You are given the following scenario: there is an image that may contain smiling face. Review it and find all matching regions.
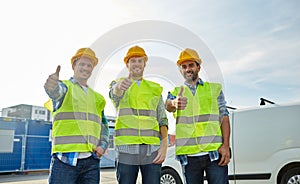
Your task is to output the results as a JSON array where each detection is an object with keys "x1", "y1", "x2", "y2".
[
  {"x1": 126, "y1": 56, "x2": 146, "y2": 80},
  {"x1": 179, "y1": 60, "x2": 200, "y2": 84},
  {"x1": 72, "y1": 56, "x2": 94, "y2": 85}
]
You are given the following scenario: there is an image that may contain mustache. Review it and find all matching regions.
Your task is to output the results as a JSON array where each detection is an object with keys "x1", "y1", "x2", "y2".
[{"x1": 185, "y1": 70, "x2": 194, "y2": 74}]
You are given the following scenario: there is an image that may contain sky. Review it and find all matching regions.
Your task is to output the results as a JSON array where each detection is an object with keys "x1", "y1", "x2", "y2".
[{"x1": 1, "y1": 0, "x2": 300, "y2": 132}]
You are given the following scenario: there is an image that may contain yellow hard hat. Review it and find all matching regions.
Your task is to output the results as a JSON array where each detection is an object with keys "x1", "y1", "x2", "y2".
[
  {"x1": 177, "y1": 48, "x2": 202, "y2": 66},
  {"x1": 124, "y1": 45, "x2": 148, "y2": 64},
  {"x1": 71, "y1": 48, "x2": 98, "y2": 66}
]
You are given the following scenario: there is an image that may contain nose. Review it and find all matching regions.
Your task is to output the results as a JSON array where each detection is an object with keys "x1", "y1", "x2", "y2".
[{"x1": 185, "y1": 66, "x2": 193, "y2": 71}]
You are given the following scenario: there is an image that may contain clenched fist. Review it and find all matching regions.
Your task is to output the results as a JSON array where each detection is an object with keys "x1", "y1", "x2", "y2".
[
  {"x1": 44, "y1": 65, "x2": 60, "y2": 92},
  {"x1": 172, "y1": 86, "x2": 188, "y2": 110},
  {"x1": 117, "y1": 72, "x2": 132, "y2": 91}
]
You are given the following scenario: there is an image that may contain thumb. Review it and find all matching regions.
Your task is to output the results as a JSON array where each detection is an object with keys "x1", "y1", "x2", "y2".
[
  {"x1": 178, "y1": 86, "x2": 184, "y2": 97},
  {"x1": 55, "y1": 65, "x2": 61, "y2": 78},
  {"x1": 128, "y1": 72, "x2": 132, "y2": 79}
]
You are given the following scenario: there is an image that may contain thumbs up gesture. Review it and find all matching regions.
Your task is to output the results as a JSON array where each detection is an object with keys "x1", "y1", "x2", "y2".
[
  {"x1": 173, "y1": 86, "x2": 188, "y2": 110},
  {"x1": 117, "y1": 72, "x2": 133, "y2": 91},
  {"x1": 44, "y1": 65, "x2": 61, "y2": 92}
]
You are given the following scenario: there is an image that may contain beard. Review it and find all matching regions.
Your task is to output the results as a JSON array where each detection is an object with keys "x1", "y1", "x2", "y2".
[{"x1": 184, "y1": 70, "x2": 198, "y2": 83}]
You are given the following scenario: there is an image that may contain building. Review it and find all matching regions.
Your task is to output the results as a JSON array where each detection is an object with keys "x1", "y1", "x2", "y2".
[{"x1": 1, "y1": 104, "x2": 51, "y2": 121}]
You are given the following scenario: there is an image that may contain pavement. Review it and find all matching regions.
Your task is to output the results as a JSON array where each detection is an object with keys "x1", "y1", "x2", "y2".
[{"x1": 0, "y1": 168, "x2": 142, "y2": 184}]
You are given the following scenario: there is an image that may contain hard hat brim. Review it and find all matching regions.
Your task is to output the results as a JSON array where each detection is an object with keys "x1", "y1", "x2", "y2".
[
  {"x1": 124, "y1": 55, "x2": 148, "y2": 64},
  {"x1": 177, "y1": 58, "x2": 201, "y2": 66},
  {"x1": 71, "y1": 54, "x2": 98, "y2": 66}
]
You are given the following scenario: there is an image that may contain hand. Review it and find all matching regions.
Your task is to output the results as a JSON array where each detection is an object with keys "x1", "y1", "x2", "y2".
[
  {"x1": 153, "y1": 142, "x2": 167, "y2": 164},
  {"x1": 218, "y1": 145, "x2": 231, "y2": 166},
  {"x1": 117, "y1": 72, "x2": 132, "y2": 91},
  {"x1": 172, "y1": 86, "x2": 188, "y2": 110},
  {"x1": 93, "y1": 146, "x2": 105, "y2": 158},
  {"x1": 44, "y1": 65, "x2": 60, "y2": 92}
]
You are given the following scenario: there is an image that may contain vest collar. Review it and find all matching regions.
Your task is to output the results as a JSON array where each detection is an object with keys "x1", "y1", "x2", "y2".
[
  {"x1": 70, "y1": 77, "x2": 89, "y2": 88},
  {"x1": 184, "y1": 78, "x2": 204, "y2": 88}
]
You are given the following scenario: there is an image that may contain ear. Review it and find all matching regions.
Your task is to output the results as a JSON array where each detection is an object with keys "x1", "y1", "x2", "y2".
[
  {"x1": 179, "y1": 67, "x2": 184, "y2": 75},
  {"x1": 72, "y1": 63, "x2": 75, "y2": 70}
]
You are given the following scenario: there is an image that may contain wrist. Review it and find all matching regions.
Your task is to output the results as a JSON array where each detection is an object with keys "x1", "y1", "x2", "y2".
[{"x1": 222, "y1": 142, "x2": 230, "y2": 148}]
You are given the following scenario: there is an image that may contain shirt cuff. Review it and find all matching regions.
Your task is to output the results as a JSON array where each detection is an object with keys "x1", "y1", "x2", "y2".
[{"x1": 99, "y1": 141, "x2": 108, "y2": 151}]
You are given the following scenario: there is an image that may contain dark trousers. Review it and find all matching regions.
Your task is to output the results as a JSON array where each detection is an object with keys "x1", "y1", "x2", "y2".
[
  {"x1": 184, "y1": 155, "x2": 228, "y2": 184},
  {"x1": 48, "y1": 155, "x2": 100, "y2": 184},
  {"x1": 116, "y1": 146, "x2": 161, "y2": 184}
]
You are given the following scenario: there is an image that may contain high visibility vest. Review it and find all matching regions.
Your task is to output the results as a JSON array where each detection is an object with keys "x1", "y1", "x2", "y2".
[
  {"x1": 51, "y1": 80, "x2": 106, "y2": 154},
  {"x1": 114, "y1": 79, "x2": 162, "y2": 146},
  {"x1": 172, "y1": 82, "x2": 223, "y2": 155}
]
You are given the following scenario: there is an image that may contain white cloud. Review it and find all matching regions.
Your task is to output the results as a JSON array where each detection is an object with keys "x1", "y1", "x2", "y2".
[{"x1": 221, "y1": 51, "x2": 266, "y2": 75}]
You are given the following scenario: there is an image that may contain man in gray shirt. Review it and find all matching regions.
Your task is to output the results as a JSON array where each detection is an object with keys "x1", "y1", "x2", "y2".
[{"x1": 109, "y1": 45, "x2": 168, "y2": 184}]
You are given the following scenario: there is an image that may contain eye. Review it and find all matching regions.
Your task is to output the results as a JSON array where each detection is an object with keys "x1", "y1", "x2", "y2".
[
  {"x1": 188, "y1": 63, "x2": 195, "y2": 68},
  {"x1": 181, "y1": 65, "x2": 187, "y2": 69},
  {"x1": 129, "y1": 59, "x2": 136, "y2": 63}
]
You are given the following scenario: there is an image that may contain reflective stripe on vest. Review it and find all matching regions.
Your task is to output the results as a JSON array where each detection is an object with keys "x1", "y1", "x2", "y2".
[
  {"x1": 172, "y1": 82, "x2": 223, "y2": 155},
  {"x1": 54, "y1": 112, "x2": 101, "y2": 124},
  {"x1": 115, "y1": 128, "x2": 160, "y2": 137},
  {"x1": 118, "y1": 108, "x2": 156, "y2": 118},
  {"x1": 114, "y1": 79, "x2": 162, "y2": 146},
  {"x1": 176, "y1": 136, "x2": 223, "y2": 147},
  {"x1": 53, "y1": 135, "x2": 99, "y2": 146},
  {"x1": 176, "y1": 114, "x2": 220, "y2": 124}
]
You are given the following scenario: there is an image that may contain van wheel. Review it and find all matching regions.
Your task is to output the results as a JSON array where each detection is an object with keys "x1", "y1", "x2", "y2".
[
  {"x1": 280, "y1": 167, "x2": 300, "y2": 184},
  {"x1": 160, "y1": 168, "x2": 183, "y2": 184}
]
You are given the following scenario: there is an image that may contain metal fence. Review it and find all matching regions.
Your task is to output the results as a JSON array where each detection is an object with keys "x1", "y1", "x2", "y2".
[
  {"x1": 0, "y1": 117, "x2": 116, "y2": 173},
  {"x1": 0, "y1": 118, "x2": 52, "y2": 172}
]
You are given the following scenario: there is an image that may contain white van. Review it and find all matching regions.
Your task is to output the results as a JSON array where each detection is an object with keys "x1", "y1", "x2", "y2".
[{"x1": 161, "y1": 102, "x2": 300, "y2": 184}]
